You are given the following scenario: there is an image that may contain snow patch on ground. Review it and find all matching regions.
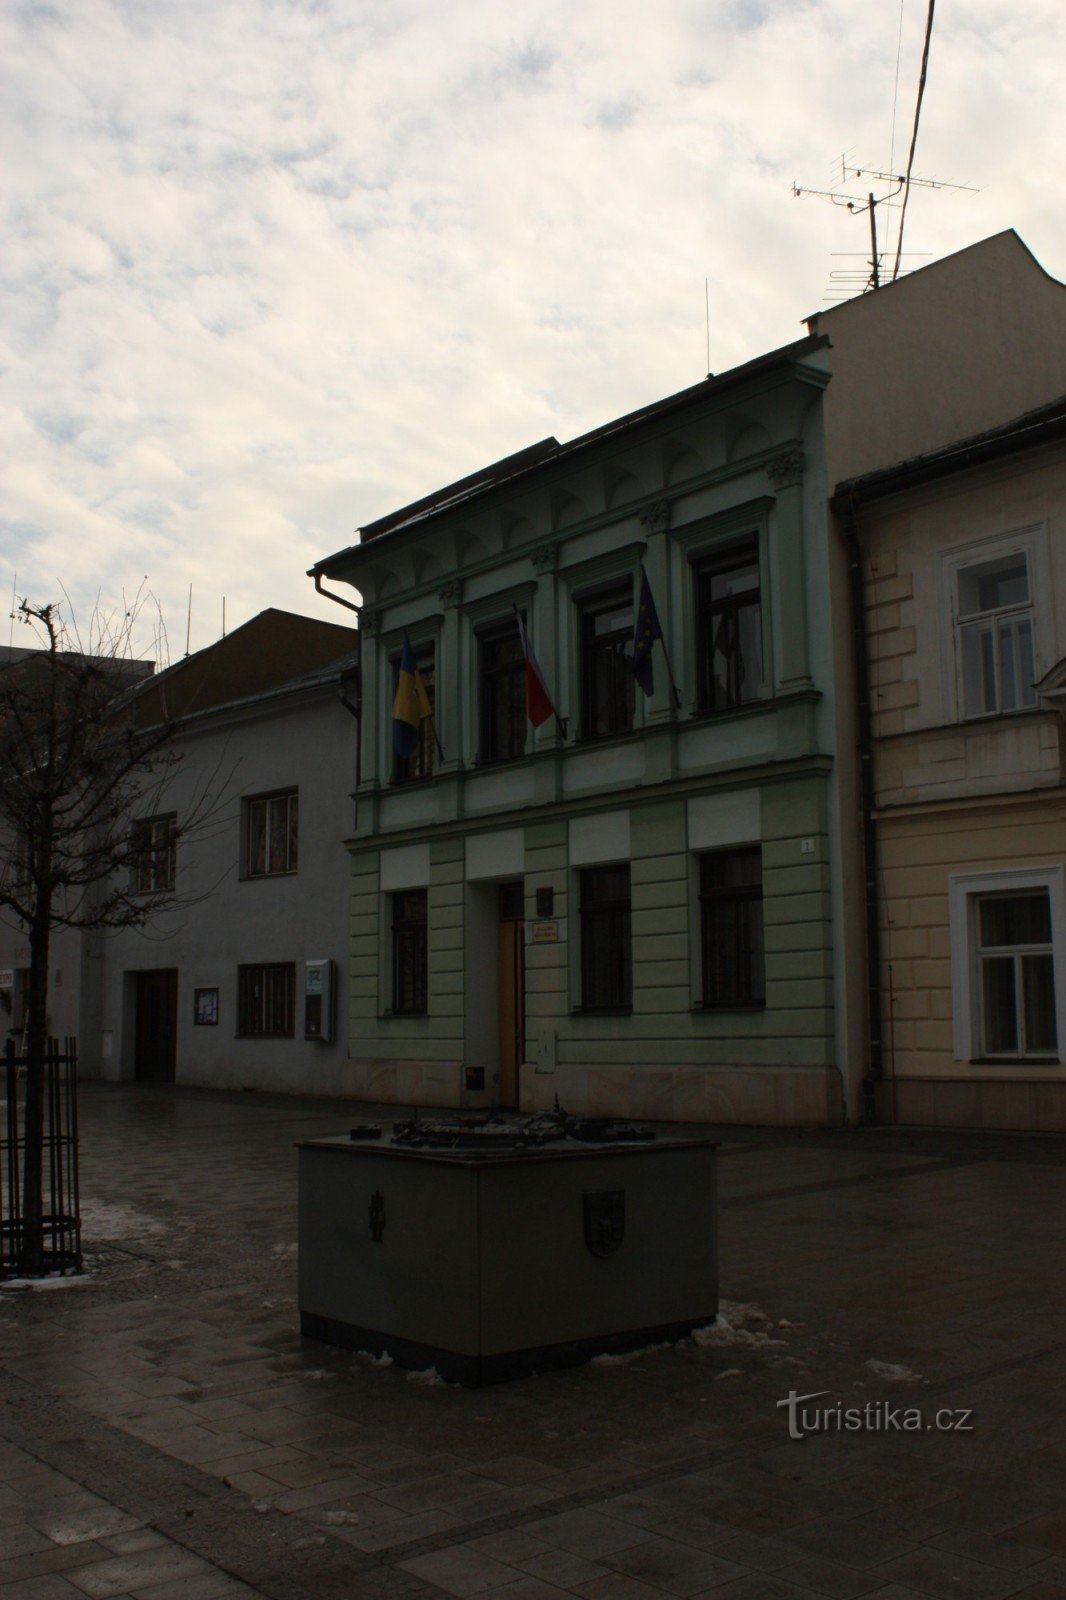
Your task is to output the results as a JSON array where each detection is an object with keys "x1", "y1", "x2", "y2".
[
  {"x1": 691, "y1": 1301, "x2": 787, "y2": 1350},
  {"x1": 1, "y1": 1272, "x2": 92, "y2": 1292},
  {"x1": 865, "y1": 1358, "x2": 922, "y2": 1382},
  {"x1": 590, "y1": 1341, "x2": 673, "y2": 1367},
  {"x1": 406, "y1": 1367, "x2": 445, "y2": 1386},
  {"x1": 356, "y1": 1350, "x2": 394, "y2": 1367},
  {"x1": 81, "y1": 1201, "x2": 167, "y2": 1240}
]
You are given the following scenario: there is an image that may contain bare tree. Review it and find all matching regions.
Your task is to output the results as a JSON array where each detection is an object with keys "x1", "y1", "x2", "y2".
[{"x1": 0, "y1": 598, "x2": 199, "y2": 1276}]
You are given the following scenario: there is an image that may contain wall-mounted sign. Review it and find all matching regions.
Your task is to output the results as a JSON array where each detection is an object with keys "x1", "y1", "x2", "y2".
[
  {"x1": 194, "y1": 987, "x2": 219, "y2": 1026},
  {"x1": 528, "y1": 919, "x2": 562, "y2": 945},
  {"x1": 0, "y1": 971, "x2": 12, "y2": 989}
]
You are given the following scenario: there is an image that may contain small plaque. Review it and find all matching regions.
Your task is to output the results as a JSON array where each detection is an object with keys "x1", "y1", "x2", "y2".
[{"x1": 529, "y1": 920, "x2": 559, "y2": 944}]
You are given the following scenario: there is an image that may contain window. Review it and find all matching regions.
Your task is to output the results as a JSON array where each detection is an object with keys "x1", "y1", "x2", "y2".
[
  {"x1": 391, "y1": 890, "x2": 428, "y2": 1014},
  {"x1": 132, "y1": 814, "x2": 176, "y2": 894},
  {"x1": 975, "y1": 892, "x2": 1056, "y2": 1057},
  {"x1": 956, "y1": 551, "x2": 1036, "y2": 717},
  {"x1": 392, "y1": 645, "x2": 436, "y2": 783},
  {"x1": 579, "y1": 585, "x2": 635, "y2": 740},
  {"x1": 245, "y1": 791, "x2": 298, "y2": 877},
  {"x1": 699, "y1": 847, "x2": 765, "y2": 1007},
  {"x1": 579, "y1": 864, "x2": 631, "y2": 1010},
  {"x1": 695, "y1": 539, "x2": 763, "y2": 712},
  {"x1": 238, "y1": 963, "x2": 295, "y2": 1037},
  {"x1": 479, "y1": 620, "x2": 526, "y2": 763}
]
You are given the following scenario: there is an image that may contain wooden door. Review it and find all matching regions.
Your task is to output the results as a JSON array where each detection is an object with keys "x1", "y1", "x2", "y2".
[{"x1": 134, "y1": 969, "x2": 178, "y2": 1082}]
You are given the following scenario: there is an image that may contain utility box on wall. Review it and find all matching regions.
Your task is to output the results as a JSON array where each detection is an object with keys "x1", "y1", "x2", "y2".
[{"x1": 304, "y1": 959, "x2": 335, "y2": 1042}]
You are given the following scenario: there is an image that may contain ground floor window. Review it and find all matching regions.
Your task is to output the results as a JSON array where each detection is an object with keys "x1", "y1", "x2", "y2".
[
  {"x1": 237, "y1": 963, "x2": 295, "y2": 1038},
  {"x1": 949, "y1": 866, "x2": 1064, "y2": 1063},
  {"x1": 391, "y1": 890, "x2": 428, "y2": 1014},
  {"x1": 579, "y1": 864, "x2": 631, "y2": 1010},
  {"x1": 699, "y1": 846, "x2": 765, "y2": 1007},
  {"x1": 976, "y1": 892, "x2": 1057, "y2": 1056}
]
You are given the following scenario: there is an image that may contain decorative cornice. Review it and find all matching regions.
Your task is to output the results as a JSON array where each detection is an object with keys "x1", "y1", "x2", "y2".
[
  {"x1": 766, "y1": 450, "x2": 805, "y2": 491},
  {"x1": 639, "y1": 499, "x2": 672, "y2": 535}
]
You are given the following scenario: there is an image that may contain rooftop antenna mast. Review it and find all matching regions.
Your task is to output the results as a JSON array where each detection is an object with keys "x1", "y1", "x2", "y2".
[{"x1": 793, "y1": 156, "x2": 978, "y2": 295}]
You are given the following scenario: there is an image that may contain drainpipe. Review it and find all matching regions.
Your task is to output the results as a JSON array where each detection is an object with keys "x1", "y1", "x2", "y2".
[{"x1": 836, "y1": 492, "x2": 885, "y2": 1123}]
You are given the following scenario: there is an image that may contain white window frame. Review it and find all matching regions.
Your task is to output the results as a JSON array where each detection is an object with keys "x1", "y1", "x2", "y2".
[
  {"x1": 949, "y1": 866, "x2": 1066, "y2": 1063},
  {"x1": 940, "y1": 526, "x2": 1051, "y2": 723}
]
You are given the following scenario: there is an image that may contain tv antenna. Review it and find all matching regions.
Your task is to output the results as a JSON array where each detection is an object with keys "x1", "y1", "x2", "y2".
[{"x1": 793, "y1": 156, "x2": 978, "y2": 294}]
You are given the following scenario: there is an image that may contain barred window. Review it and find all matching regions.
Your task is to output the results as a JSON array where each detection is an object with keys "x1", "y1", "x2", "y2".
[
  {"x1": 245, "y1": 791, "x2": 298, "y2": 877},
  {"x1": 579, "y1": 864, "x2": 632, "y2": 1010},
  {"x1": 699, "y1": 847, "x2": 765, "y2": 1007},
  {"x1": 391, "y1": 890, "x2": 428, "y2": 1015},
  {"x1": 238, "y1": 963, "x2": 295, "y2": 1038},
  {"x1": 132, "y1": 814, "x2": 177, "y2": 894}
]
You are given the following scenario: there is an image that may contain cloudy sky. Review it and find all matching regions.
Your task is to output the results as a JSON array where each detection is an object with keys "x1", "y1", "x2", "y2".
[{"x1": 2, "y1": 0, "x2": 1063, "y2": 658}]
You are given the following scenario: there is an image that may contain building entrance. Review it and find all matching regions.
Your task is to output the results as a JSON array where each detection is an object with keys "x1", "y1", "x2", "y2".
[{"x1": 134, "y1": 969, "x2": 178, "y2": 1082}]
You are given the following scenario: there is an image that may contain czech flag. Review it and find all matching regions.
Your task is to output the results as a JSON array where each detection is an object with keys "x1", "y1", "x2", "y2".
[
  {"x1": 631, "y1": 568, "x2": 663, "y2": 696},
  {"x1": 392, "y1": 629, "x2": 433, "y2": 759},
  {"x1": 514, "y1": 608, "x2": 556, "y2": 728}
]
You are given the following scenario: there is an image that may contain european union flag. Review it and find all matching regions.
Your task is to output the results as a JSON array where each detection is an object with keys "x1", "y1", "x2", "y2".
[
  {"x1": 392, "y1": 629, "x2": 433, "y2": 759},
  {"x1": 631, "y1": 569, "x2": 663, "y2": 697}
]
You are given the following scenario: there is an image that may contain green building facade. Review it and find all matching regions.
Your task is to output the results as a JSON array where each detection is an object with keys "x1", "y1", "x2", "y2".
[{"x1": 314, "y1": 336, "x2": 862, "y2": 1125}]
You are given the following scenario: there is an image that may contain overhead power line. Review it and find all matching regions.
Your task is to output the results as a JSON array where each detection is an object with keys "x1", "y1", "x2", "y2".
[{"x1": 892, "y1": 0, "x2": 936, "y2": 282}]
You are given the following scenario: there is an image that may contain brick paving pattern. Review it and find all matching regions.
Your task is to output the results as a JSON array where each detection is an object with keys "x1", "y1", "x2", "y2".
[{"x1": 1, "y1": 1085, "x2": 1064, "y2": 1600}]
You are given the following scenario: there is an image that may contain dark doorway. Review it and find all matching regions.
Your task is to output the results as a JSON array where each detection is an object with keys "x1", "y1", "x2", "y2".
[
  {"x1": 134, "y1": 969, "x2": 178, "y2": 1082},
  {"x1": 497, "y1": 882, "x2": 525, "y2": 1109}
]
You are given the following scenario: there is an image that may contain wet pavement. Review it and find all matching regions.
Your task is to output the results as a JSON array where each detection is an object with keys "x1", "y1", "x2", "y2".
[{"x1": 1, "y1": 1084, "x2": 1065, "y2": 1600}]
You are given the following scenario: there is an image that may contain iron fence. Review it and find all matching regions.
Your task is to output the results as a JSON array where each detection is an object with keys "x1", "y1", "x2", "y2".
[{"x1": 1, "y1": 1037, "x2": 81, "y2": 1278}]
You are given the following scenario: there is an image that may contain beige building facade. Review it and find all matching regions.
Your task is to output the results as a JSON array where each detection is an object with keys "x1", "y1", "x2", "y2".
[{"x1": 839, "y1": 399, "x2": 1066, "y2": 1130}]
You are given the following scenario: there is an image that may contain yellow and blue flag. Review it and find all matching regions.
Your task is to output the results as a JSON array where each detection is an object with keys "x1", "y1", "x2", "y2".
[
  {"x1": 631, "y1": 568, "x2": 663, "y2": 696},
  {"x1": 392, "y1": 629, "x2": 433, "y2": 759}
]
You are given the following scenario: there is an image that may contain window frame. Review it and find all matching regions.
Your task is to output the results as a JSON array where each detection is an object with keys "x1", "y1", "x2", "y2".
[
  {"x1": 941, "y1": 527, "x2": 1050, "y2": 724},
  {"x1": 693, "y1": 536, "x2": 764, "y2": 715},
  {"x1": 131, "y1": 813, "x2": 177, "y2": 895},
  {"x1": 390, "y1": 888, "x2": 428, "y2": 1015},
  {"x1": 577, "y1": 581, "x2": 636, "y2": 742},
  {"x1": 697, "y1": 845, "x2": 766, "y2": 1009},
  {"x1": 478, "y1": 617, "x2": 527, "y2": 765},
  {"x1": 237, "y1": 962, "x2": 295, "y2": 1039},
  {"x1": 243, "y1": 789, "x2": 298, "y2": 879},
  {"x1": 577, "y1": 863, "x2": 632, "y2": 1012},
  {"x1": 948, "y1": 866, "x2": 1066, "y2": 1064}
]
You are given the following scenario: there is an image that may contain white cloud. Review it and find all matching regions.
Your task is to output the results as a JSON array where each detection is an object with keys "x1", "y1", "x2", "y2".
[{"x1": 1, "y1": 0, "x2": 1063, "y2": 655}]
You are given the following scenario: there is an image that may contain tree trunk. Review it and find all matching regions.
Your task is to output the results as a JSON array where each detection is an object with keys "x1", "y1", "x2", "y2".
[{"x1": 19, "y1": 907, "x2": 51, "y2": 1277}]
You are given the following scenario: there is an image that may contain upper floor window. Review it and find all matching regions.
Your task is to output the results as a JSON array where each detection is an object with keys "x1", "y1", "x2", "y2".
[
  {"x1": 391, "y1": 889, "x2": 428, "y2": 1014},
  {"x1": 392, "y1": 644, "x2": 436, "y2": 783},
  {"x1": 695, "y1": 539, "x2": 762, "y2": 713},
  {"x1": 579, "y1": 584, "x2": 635, "y2": 740},
  {"x1": 479, "y1": 620, "x2": 526, "y2": 763},
  {"x1": 699, "y1": 847, "x2": 765, "y2": 1008},
  {"x1": 132, "y1": 814, "x2": 176, "y2": 894},
  {"x1": 578, "y1": 864, "x2": 631, "y2": 1011},
  {"x1": 956, "y1": 552, "x2": 1036, "y2": 718},
  {"x1": 245, "y1": 790, "x2": 298, "y2": 877}
]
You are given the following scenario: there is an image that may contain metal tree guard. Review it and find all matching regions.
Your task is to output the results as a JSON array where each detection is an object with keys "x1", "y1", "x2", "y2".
[{"x1": 1, "y1": 1036, "x2": 81, "y2": 1278}]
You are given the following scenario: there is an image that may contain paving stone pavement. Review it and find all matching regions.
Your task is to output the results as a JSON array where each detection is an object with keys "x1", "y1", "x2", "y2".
[{"x1": 1, "y1": 1085, "x2": 1065, "y2": 1600}]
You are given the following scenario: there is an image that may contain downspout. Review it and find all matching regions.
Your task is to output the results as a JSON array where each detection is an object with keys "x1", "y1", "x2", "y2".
[{"x1": 836, "y1": 491, "x2": 885, "y2": 1123}]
